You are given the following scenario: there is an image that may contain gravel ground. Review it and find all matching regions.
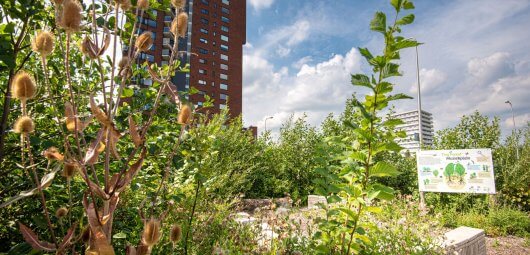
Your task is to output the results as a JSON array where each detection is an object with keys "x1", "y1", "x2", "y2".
[{"x1": 486, "y1": 236, "x2": 530, "y2": 255}]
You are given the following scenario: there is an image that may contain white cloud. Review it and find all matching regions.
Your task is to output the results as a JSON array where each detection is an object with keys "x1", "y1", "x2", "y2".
[
  {"x1": 409, "y1": 68, "x2": 447, "y2": 94},
  {"x1": 504, "y1": 113, "x2": 530, "y2": 129},
  {"x1": 292, "y1": 56, "x2": 313, "y2": 69},
  {"x1": 243, "y1": 48, "x2": 363, "y2": 135},
  {"x1": 276, "y1": 45, "x2": 291, "y2": 58},
  {"x1": 249, "y1": 0, "x2": 275, "y2": 11}
]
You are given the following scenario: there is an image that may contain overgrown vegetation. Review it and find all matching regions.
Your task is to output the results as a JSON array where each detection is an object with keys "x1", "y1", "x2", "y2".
[{"x1": 0, "y1": 0, "x2": 529, "y2": 254}]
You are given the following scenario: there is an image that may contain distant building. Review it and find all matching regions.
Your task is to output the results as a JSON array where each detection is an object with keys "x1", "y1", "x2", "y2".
[
  {"x1": 390, "y1": 110, "x2": 434, "y2": 152},
  {"x1": 126, "y1": 0, "x2": 246, "y2": 118}
]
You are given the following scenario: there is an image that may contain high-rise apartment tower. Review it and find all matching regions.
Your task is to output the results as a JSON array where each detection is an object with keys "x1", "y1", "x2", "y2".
[
  {"x1": 390, "y1": 110, "x2": 434, "y2": 152},
  {"x1": 131, "y1": 0, "x2": 246, "y2": 117}
]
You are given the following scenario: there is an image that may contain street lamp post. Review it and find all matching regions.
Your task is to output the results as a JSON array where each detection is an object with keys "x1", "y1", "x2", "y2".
[
  {"x1": 415, "y1": 45, "x2": 427, "y2": 209},
  {"x1": 264, "y1": 116, "x2": 273, "y2": 132},
  {"x1": 505, "y1": 100, "x2": 519, "y2": 160}
]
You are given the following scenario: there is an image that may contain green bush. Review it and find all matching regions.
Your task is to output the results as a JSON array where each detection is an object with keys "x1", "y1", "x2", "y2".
[{"x1": 487, "y1": 207, "x2": 530, "y2": 237}]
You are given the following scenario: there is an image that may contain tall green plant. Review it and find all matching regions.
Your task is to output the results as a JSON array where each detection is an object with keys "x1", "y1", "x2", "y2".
[{"x1": 313, "y1": 0, "x2": 419, "y2": 253}]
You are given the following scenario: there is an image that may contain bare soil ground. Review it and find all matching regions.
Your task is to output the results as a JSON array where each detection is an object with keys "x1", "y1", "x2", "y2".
[{"x1": 486, "y1": 236, "x2": 530, "y2": 255}]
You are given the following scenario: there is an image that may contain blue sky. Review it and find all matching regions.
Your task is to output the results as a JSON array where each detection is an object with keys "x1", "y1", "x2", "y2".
[{"x1": 241, "y1": 0, "x2": 530, "y2": 137}]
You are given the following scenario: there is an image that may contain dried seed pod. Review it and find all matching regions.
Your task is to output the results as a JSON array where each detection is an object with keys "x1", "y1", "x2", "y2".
[
  {"x1": 171, "y1": 12, "x2": 188, "y2": 38},
  {"x1": 120, "y1": 0, "x2": 132, "y2": 11},
  {"x1": 135, "y1": 32, "x2": 153, "y2": 53},
  {"x1": 171, "y1": 0, "x2": 185, "y2": 9},
  {"x1": 42, "y1": 147, "x2": 65, "y2": 161},
  {"x1": 14, "y1": 116, "x2": 35, "y2": 134},
  {"x1": 11, "y1": 72, "x2": 37, "y2": 102},
  {"x1": 52, "y1": 0, "x2": 64, "y2": 4},
  {"x1": 32, "y1": 31, "x2": 55, "y2": 56},
  {"x1": 63, "y1": 161, "x2": 78, "y2": 179},
  {"x1": 137, "y1": 0, "x2": 149, "y2": 10},
  {"x1": 118, "y1": 57, "x2": 132, "y2": 78},
  {"x1": 142, "y1": 218, "x2": 161, "y2": 246},
  {"x1": 177, "y1": 104, "x2": 192, "y2": 125},
  {"x1": 55, "y1": 207, "x2": 68, "y2": 218},
  {"x1": 59, "y1": 0, "x2": 82, "y2": 33},
  {"x1": 170, "y1": 224, "x2": 181, "y2": 243}
]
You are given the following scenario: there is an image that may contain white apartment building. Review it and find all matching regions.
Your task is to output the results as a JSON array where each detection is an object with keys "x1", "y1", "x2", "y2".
[{"x1": 390, "y1": 110, "x2": 434, "y2": 152}]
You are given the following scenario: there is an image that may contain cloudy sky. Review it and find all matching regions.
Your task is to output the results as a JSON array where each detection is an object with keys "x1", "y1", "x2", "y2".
[{"x1": 241, "y1": 0, "x2": 530, "y2": 137}]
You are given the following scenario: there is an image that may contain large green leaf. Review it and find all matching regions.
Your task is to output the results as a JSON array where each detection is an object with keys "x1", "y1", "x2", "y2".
[
  {"x1": 381, "y1": 63, "x2": 401, "y2": 79},
  {"x1": 394, "y1": 38, "x2": 421, "y2": 51},
  {"x1": 351, "y1": 74, "x2": 372, "y2": 89},
  {"x1": 370, "y1": 162, "x2": 401, "y2": 177},
  {"x1": 390, "y1": 0, "x2": 403, "y2": 11},
  {"x1": 359, "y1": 47, "x2": 374, "y2": 62},
  {"x1": 396, "y1": 14, "x2": 415, "y2": 25},
  {"x1": 387, "y1": 93, "x2": 413, "y2": 101},
  {"x1": 370, "y1": 12, "x2": 386, "y2": 34}
]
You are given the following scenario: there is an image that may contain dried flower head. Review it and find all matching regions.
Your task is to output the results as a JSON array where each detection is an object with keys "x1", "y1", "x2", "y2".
[
  {"x1": 171, "y1": 0, "x2": 185, "y2": 9},
  {"x1": 52, "y1": 0, "x2": 64, "y2": 5},
  {"x1": 171, "y1": 12, "x2": 188, "y2": 38},
  {"x1": 11, "y1": 72, "x2": 37, "y2": 102},
  {"x1": 32, "y1": 31, "x2": 55, "y2": 56},
  {"x1": 119, "y1": 0, "x2": 132, "y2": 11},
  {"x1": 59, "y1": 0, "x2": 82, "y2": 33},
  {"x1": 42, "y1": 147, "x2": 65, "y2": 161},
  {"x1": 119, "y1": 57, "x2": 132, "y2": 78},
  {"x1": 63, "y1": 161, "x2": 78, "y2": 179},
  {"x1": 170, "y1": 224, "x2": 181, "y2": 243},
  {"x1": 55, "y1": 207, "x2": 68, "y2": 218},
  {"x1": 14, "y1": 116, "x2": 35, "y2": 134},
  {"x1": 142, "y1": 218, "x2": 161, "y2": 246},
  {"x1": 135, "y1": 31, "x2": 153, "y2": 53},
  {"x1": 177, "y1": 104, "x2": 192, "y2": 125},
  {"x1": 137, "y1": 0, "x2": 149, "y2": 10}
]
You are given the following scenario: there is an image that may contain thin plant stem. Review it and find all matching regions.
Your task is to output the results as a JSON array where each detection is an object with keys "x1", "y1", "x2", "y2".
[
  {"x1": 24, "y1": 133, "x2": 58, "y2": 247},
  {"x1": 183, "y1": 179, "x2": 201, "y2": 255}
]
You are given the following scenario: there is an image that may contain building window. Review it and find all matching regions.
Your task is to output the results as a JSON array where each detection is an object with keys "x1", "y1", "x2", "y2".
[
  {"x1": 198, "y1": 101, "x2": 203, "y2": 106},
  {"x1": 220, "y1": 83, "x2": 228, "y2": 90},
  {"x1": 220, "y1": 94, "x2": 228, "y2": 100},
  {"x1": 200, "y1": 28, "x2": 208, "y2": 34},
  {"x1": 199, "y1": 69, "x2": 207, "y2": 74},
  {"x1": 220, "y1": 63, "x2": 228, "y2": 70},
  {"x1": 220, "y1": 44, "x2": 228, "y2": 51},
  {"x1": 219, "y1": 104, "x2": 226, "y2": 109},
  {"x1": 221, "y1": 16, "x2": 229, "y2": 23},
  {"x1": 220, "y1": 73, "x2": 228, "y2": 80},
  {"x1": 221, "y1": 7, "x2": 229, "y2": 14},
  {"x1": 198, "y1": 80, "x2": 206, "y2": 85},
  {"x1": 220, "y1": 35, "x2": 228, "y2": 42},
  {"x1": 221, "y1": 25, "x2": 229, "y2": 32},
  {"x1": 222, "y1": 0, "x2": 229, "y2": 5},
  {"x1": 200, "y1": 18, "x2": 209, "y2": 24},
  {"x1": 201, "y1": 0, "x2": 209, "y2": 5},
  {"x1": 220, "y1": 54, "x2": 228, "y2": 61},
  {"x1": 199, "y1": 58, "x2": 207, "y2": 64},
  {"x1": 201, "y1": 9, "x2": 209, "y2": 14},
  {"x1": 200, "y1": 38, "x2": 208, "y2": 44},
  {"x1": 199, "y1": 48, "x2": 208, "y2": 54}
]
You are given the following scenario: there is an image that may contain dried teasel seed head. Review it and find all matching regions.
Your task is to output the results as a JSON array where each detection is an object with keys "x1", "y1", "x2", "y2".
[
  {"x1": 137, "y1": 0, "x2": 149, "y2": 10},
  {"x1": 119, "y1": 0, "x2": 132, "y2": 11},
  {"x1": 59, "y1": 0, "x2": 82, "y2": 33},
  {"x1": 55, "y1": 207, "x2": 68, "y2": 218},
  {"x1": 142, "y1": 218, "x2": 161, "y2": 246},
  {"x1": 135, "y1": 31, "x2": 153, "y2": 53},
  {"x1": 170, "y1": 224, "x2": 182, "y2": 243},
  {"x1": 177, "y1": 104, "x2": 192, "y2": 125},
  {"x1": 63, "y1": 161, "x2": 78, "y2": 179},
  {"x1": 52, "y1": 0, "x2": 64, "y2": 5},
  {"x1": 171, "y1": 12, "x2": 188, "y2": 38},
  {"x1": 118, "y1": 57, "x2": 130, "y2": 69},
  {"x1": 32, "y1": 31, "x2": 55, "y2": 56},
  {"x1": 42, "y1": 147, "x2": 65, "y2": 161},
  {"x1": 14, "y1": 116, "x2": 35, "y2": 134},
  {"x1": 11, "y1": 72, "x2": 37, "y2": 101},
  {"x1": 171, "y1": 0, "x2": 185, "y2": 9}
]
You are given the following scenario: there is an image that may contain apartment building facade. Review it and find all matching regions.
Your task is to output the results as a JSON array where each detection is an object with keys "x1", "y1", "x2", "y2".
[
  {"x1": 390, "y1": 110, "x2": 434, "y2": 152},
  {"x1": 130, "y1": 0, "x2": 246, "y2": 117}
]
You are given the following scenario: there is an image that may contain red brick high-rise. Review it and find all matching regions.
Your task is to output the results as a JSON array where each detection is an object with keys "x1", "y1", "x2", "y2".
[{"x1": 131, "y1": 0, "x2": 246, "y2": 118}]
